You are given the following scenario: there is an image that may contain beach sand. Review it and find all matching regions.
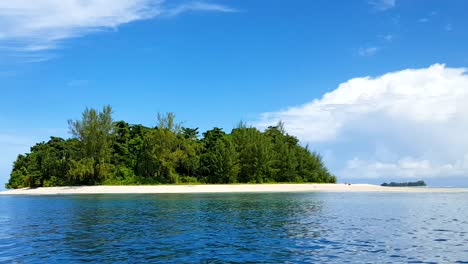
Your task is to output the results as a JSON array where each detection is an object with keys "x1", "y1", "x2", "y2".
[{"x1": 1, "y1": 184, "x2": 467, "y2": 195}]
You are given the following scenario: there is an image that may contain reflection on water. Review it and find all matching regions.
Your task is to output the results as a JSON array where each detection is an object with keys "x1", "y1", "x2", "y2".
[{"x1": 0, "y1": 192, "x2": 467, "y2": 263}]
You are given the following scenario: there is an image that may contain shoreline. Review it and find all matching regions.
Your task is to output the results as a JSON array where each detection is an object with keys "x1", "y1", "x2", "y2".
[{"x1": 1, "y1": 184, "x2": 468, "y2": 195}]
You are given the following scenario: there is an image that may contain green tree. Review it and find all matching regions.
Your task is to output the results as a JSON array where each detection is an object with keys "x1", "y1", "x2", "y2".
[
  {"x1": 5, "y1": 107, "x2": 337, "y2": 188},
  {"x1": 202, "y1": 127, "x2": 225, "y2": 150},
  {"x1": 181, "y1": 127, "x2": 199, "y2": 140},
  {"x1": 203, "y1": 135, "x2": 239, "y2": 183},
  {"x1": 137, "y1": 113, "x2": 184, "y2": 183},
  {"x1": 232, "y1": 126, "x2": 273, "y2": 183},
  {"x1": 6, "y1": 137, "x2": 80, "y2": 188},
  {"x1": 6, "y1": 154, "x2": 30, "y2": 188},
  {"x1": 112, "y1": 121, "x2": 131, "y2": 167},
  {"x1": 67, "y1": 105, "x2": 115, "y2": 184}
]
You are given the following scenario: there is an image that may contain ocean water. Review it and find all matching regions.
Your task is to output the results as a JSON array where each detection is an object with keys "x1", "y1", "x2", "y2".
[{"x1": 0, "y1": 192, "x2": 467, "y2": 263}]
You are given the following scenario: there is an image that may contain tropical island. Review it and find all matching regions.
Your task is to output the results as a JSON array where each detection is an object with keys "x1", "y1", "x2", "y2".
[
  {"x1": 5, "y1": 106, "x2": 337, "y2": 189},
  {"x1": 381, "y1": 181, "x2": 427, "y2": 187}
]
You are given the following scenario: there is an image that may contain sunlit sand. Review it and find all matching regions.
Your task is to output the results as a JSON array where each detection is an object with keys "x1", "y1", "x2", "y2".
[{"x1": 1, "y1": 184, "x2": 467, "y2": 195}]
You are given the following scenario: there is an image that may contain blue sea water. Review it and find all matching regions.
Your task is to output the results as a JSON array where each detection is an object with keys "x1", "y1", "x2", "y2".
[{"x1": 0, "y1": 192, "x2": 467, "y2": 263}]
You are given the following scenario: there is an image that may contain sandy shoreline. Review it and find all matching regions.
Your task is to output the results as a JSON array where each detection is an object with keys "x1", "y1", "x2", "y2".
[{"x1": 1, "y1": 184, "x2": 467, "y2": 195}]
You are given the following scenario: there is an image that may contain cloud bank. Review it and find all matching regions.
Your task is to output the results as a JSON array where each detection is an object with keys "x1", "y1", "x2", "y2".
[
  {"x1": 257, "y1": 64, "x2": 468, "y2": 180},
  {"x1": 0, "y1": 0, "x2": 235, "y2": 52}
]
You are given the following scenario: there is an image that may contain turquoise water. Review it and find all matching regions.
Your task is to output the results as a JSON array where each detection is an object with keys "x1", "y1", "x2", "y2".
[{"x1": 0, "y1": 192, "x2": 467, "y2": 263}]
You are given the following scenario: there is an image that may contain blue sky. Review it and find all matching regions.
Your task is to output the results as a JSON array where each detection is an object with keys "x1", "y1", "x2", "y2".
[{"x1": 1, "y1": 0, "x2": 468, "y2": 188}]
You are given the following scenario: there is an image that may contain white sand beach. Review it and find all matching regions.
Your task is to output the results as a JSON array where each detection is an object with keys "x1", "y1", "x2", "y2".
[{"x1": 1, "y1": 184, "x2": 467, "y2": 195}]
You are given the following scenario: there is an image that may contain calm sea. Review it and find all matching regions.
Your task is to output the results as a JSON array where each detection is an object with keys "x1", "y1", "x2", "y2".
[{"x1": 0, "y1": 192, "x2": 467, "y2": 263}]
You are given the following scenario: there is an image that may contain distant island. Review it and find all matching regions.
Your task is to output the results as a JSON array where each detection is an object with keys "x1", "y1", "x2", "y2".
[
  {"x1": 6, "y1": 106, "x2": 336, "y2": 189},
  {"x1": 381, "y1": 181, "x2": 427, "y2": 187}
]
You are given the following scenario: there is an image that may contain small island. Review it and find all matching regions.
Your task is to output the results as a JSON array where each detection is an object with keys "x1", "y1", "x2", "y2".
[
  {"x1": 381, "y1": 181, "x2": 427, "y2": 187},
  {"x1": 6, "y1": 106, "x2": 336, "y2": 189}
]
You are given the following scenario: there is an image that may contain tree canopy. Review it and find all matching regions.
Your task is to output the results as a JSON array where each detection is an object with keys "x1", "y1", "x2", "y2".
[
  {"x1": 381, "y1": 181, "x2": 426, "y2": 187},
  {"x1": 6, "y1": 106, "x2": 336, "y2": 189}
]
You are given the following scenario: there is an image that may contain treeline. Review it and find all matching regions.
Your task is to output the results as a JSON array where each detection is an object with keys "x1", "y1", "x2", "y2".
[
  {"x1": 381, "y1": 181, "x2": 427, "y2": 187},
  {"x1": 6, "y1": 106, "x2": 336, "y2": 189}
]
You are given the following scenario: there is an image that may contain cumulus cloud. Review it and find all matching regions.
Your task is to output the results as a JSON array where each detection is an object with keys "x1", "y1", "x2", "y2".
[
  {"x1": 256, "y1": 64, "x2": 468, "y2": 180},
  {"x1": 0, "y1": 0, "x2": 235, "y2": 53},
  {"x1": 368, "y1": 0, "x2": 396, "y2": 11}
]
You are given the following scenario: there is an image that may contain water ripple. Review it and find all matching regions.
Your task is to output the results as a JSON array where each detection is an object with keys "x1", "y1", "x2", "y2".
[{"x1": 0, "y1": 192, "x2": 467, "y2": 263}]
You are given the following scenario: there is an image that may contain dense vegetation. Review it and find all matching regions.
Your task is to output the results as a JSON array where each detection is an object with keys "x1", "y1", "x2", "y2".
[
  {"x1": 381, "y1": 181, "x2": 427, "y2": 187},
  {"x1": 6, "y1": 106, "x2": 336, "y2": 189}
]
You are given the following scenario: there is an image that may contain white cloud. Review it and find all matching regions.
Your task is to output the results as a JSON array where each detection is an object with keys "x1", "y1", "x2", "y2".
[
  {"x1": 165, "y1": 1, "x2": 237, "y2": 17},
  {"x1": 368, "y1": 0, "x2": 396, "y2": 11},
  {"x1": 383, "y1": 34, "x2": 393, "y2": 41},
  {"x1": 358, "y1": 47, "x2": 379, "y2": 56},
  {"x1": 344, "y1": 156, "x2": 468, "y2": 179},
  {"x1": 417, "y1": 11, "x2": 439, "y2": 24},
  {"x1": 256, "y1": 64, "x2": 468, "y2": 180},
  {"x1": 0, "y1": 0, "x2": 235, "y2": 53},
  {"x1": 0, "y1": 0, "x2": 160, "y2": 51}
]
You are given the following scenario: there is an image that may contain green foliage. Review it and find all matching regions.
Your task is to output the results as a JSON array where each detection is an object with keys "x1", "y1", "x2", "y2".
[
  {"x1": 181, "y1": 127, "x2": 199, "y2": 140},
  {"x1": 202, "y1": 135, "x2": 239, "y2": 183},
  {"x1": 381, "y1": 181, "x2": 426, "y2": 187},
  {"x1": 5, "y1": 107, "x2": 337, "y2": 189},
  {"x1": 232, "y1": 127, "x2": 272, "y2": 183},
  {"x1": 67, "y1": 105, "x2": 114, "y2": 184},
  {"x1": 179, "y1": 176, "x2": 199, "y2": 184},
  {"x1": 103, "y1": 165, "x2": 141, "y2": 185}
]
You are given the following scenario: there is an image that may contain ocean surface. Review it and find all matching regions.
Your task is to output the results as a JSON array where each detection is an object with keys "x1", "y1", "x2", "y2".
[{"x1": 0, "y1": 192, "x2": 467, "y2": 263}]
